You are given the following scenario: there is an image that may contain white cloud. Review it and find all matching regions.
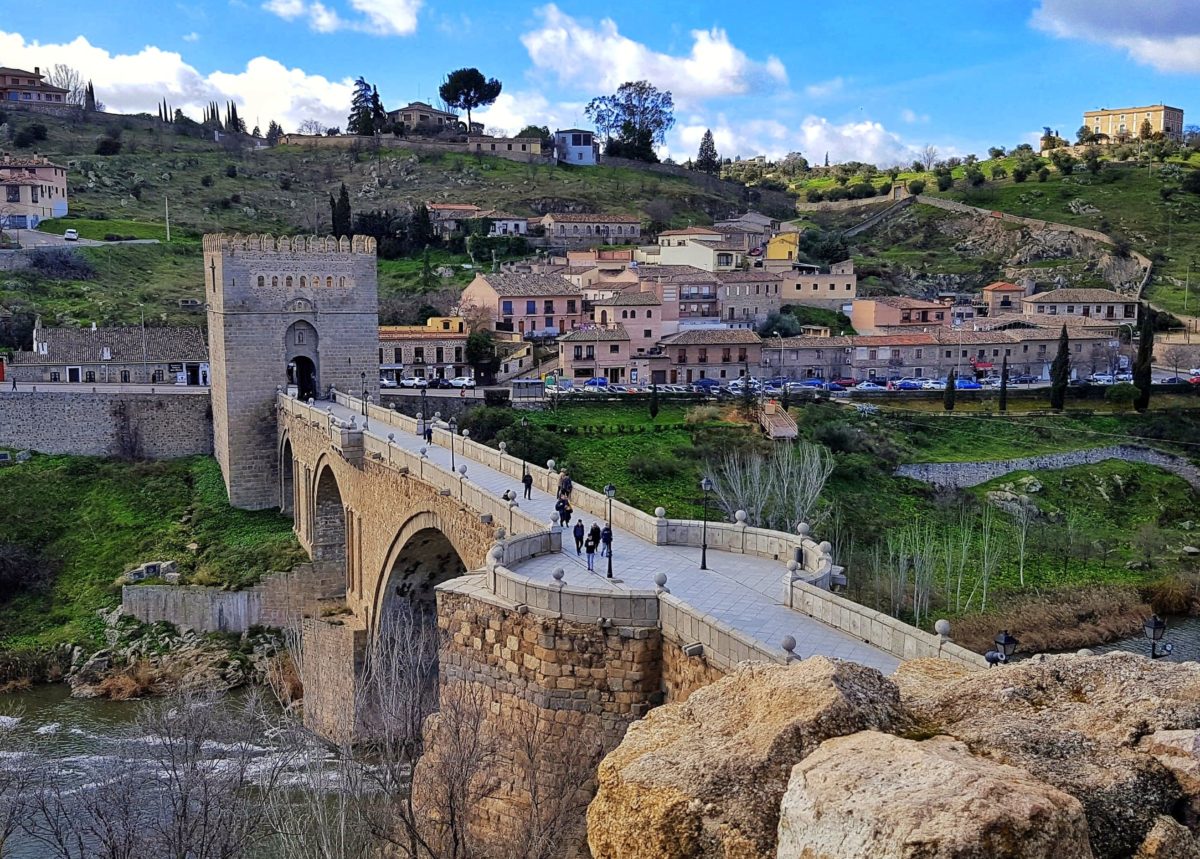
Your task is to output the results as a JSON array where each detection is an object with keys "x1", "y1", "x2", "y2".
[
  {"x1": 1033, "y1": 0, "x2": 1200, "y2": 72},
  {"x1": 520, "y1": 4, "x2": 786, "y2": 104},
  {"x1": 804, "y1": 77, "x2": 843, "y2": 99},
  {"x1": 900, "y1": 108, "x2": 928, "y2": 124},
  {"x1": 471, "y1": 91, "x2": 587, "y2": 138},
  {"x1": 262, "y1": 0, "x2": 421, "y2": 36},
  {"x1": 0, "y1": 31, "x2": 353, "y2": 132},
  {"x1": 182, "y1": 31, "x2": 200, "y2": 43},
  {"x1": 672, "y1": 114, "x2": 929, "y2": 167}
]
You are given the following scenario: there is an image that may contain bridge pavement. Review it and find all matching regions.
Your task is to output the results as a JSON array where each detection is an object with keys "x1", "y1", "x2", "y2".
[{"x1": 323, "y1": 400, "x2": 900, "y2": 673}]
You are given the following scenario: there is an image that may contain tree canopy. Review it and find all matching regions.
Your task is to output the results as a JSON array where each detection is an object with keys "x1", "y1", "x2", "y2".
[
  {"x1": 439, "y1": 68, "x2": 502, "y2": 132},
  {"x1": 695, "y1": 129, "x2": 720, "y2": 174},
  {"x1": 516, "y1": 124, "x2": 551, "y2": 140},
  {"x1": 585, "y1": 80, "x2": 675, "y2": 162}
]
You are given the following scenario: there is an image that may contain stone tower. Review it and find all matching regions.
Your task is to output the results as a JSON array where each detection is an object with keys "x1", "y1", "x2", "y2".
[{"x1": 204, "y1": 233, "x2": 379, "y2": 510}]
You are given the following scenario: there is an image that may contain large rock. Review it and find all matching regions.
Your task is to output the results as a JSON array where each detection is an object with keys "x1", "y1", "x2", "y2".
[
  {"x1": 1139, "y1": 731, "x2": 1200, "y2": 828},
  {"x1": 896, "y1": 653, "x2": 1199, "y2": 859},
  {"x1": 586, "y1": 658, "x2": 905, "y2": 859},
  {"x1": 1135, "y1": 817, "x2": 1200, "y2": 859},
  {"x1": 776, "y1": 731, "x2": 1094, "y2": 859}
]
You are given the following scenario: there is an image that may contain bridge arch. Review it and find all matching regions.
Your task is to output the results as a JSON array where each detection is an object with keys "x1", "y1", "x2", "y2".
[
  {"x1": 312, "y1": 461, "x2": 347, "y2": 579},
  {"x1": 371, "y1": 510, "x2": 472, "y2": 624},
  {"x1": 279, "y1": 434, "x2": 295, "y2": 514}
]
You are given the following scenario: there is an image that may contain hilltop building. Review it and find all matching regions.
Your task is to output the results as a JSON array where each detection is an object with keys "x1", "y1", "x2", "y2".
[
  {"x1": 553, "y1": 129, "x2": 597, "y2": 165},
  {"x1": 1083, "y1": 104, "x2": 1184, "y2": 142},
  {"x1": 0, "y1": 66, "x2": 69, "y2": 105},
  {"x1": 0, "y1": 154, "x2": 68, "y2": 227}
]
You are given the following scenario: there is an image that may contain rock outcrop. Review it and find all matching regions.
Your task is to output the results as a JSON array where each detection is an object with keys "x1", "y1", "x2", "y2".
[
  {"x1": 776, "y1": 731, "x2": 1094, "y2": 859},
  {"x1": 589, "y1": 653, "x2": 1200, "y2": 859},
  {"x1": 586, "y1": 658, "x2": 905, "y2": 859}
]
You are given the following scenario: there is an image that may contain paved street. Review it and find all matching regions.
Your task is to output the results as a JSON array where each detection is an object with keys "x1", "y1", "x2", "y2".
[{"x1": 324, "y1": 399, "x2": 900, "y2": 673}]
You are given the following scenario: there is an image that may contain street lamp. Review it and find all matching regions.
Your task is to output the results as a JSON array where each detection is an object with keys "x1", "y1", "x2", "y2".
[
  {"x1": 458, "y1": 463, "x2": 467, "y2": 501},
  {"x1": 604, "y1": 483, "x2": 616, "y2": 579},
  {"x1": 700, "y1": 476, "x2": 713, "y2": 570},
  {"x1": 520, "y1": 416, "x2": 528, "y2": 478},
  {"x1": 420, "y1": 385, "x2": 428, "y2": 431},
  {"x1": 1144, "y1": 615, "x2": 1175, "y2": 659},
  {"x1": 449, "y1": 416, "x2": 458, "y2": 471},
  {"x1": 360, "y1": 371, "x2": 368, "y2": 424},
  {"x1": 984, "y1": 630, "x2": 1019, "y2": 666}
]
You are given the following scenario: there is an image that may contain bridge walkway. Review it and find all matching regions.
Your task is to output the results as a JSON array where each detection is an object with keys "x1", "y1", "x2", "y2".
[{"x1": 323, "y1": 399, "x2": 899, "y2": 673}]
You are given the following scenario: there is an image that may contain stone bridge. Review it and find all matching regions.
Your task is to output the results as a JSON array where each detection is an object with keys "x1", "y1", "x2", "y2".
[{"x1": 278, "y1": 389, "x2": 984, "y2": 839}]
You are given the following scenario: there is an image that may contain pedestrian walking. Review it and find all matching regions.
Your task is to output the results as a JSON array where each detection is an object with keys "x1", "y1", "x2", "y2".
[
  {"x1": 522, "y1": 471, "x2": 533, "y2": 499},
  {"x1": 558, "y1": 470, "x2": 573, "y2": 499},
  {"x1": 425, "y1": 426, "x2": 434, "y2": 445},
  {"x1": 573, "y1": 519, "x2": 585, "y2": 555},
  {"x1": 600, "y1": 524, "x2": 613, "y2": 557},
  {"x1": 554, "y1": 497, "x2": 567, "y2": 526},
  {"x1": 584, "y1": 535, "x2": 597, "y2": 571},
  {"x1": 9, "y1": 377, "x2": 15, "y2": 391},
  {"x1": 589, "y1": 522, "x2": 601, "y2": 548}
]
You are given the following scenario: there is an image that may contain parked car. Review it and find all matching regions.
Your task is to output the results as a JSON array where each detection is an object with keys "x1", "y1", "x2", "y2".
[
  {"x1": 1114, "y1": 372, "x2": 1133, "y2": 383},
  {"x1": 1013, "y1": 374, "x2": 1040, "y2": 384},
  {"x1": 63, "y1": 228, "x2": 79, "y2": 241},
  {"x1": 895, "y1": 380, "x2": 923, "y2": 391},
  {"x1": 448, "y1": 376, "x2": 476, "y2": 388},
  {"x1": 955, "y1": 379, "x2": 983, "y2": 390},
  {"x1": 834, "y1": 378, "x2": 857, "y2": 387},
  {"x1": 823, "y1": 382, "x2": 845, "y2": 392},
  {"x1": 855, "y1": 381, "x2": 885, "y2": 391},
  {"x1": 1162, "y1": 376, "x2": 1191, "y2": 385},
  {"x1": 1069, "y1": 378, "x2": 1092, "y2": 388},
  {"x1": 379, "y1": 377, "x2": 398, "y2": 389},
  {"x1": 1190, "y1": 376, "x2": 1200, "y2": 386},
  {"x1": 400, "y1": 377, "x2": 427, "y2": 388},
  {"x1": 693, "y1": 378, "x2": 720, "y2": 390},
  {"x1": 1189, "y1": 368, "x2": 1200, "y2": 377},
  {"x1": 428, "y1": 378, "x2": 453, "y2": 389},
  {"x1": 1090, "y1": 373, "x2": 1115, "y2": 385}
]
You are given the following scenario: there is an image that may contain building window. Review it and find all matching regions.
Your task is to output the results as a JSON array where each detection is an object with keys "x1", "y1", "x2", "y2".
[
  {"x1": 915, "y1": 349, "x2": 923, "y2": 359},
  {"x1": 50, "y1": 371, "x2": 60, "y2": 382},
  {"x1": 152, "y1": 370, "x2": 164, "y2": 383},
  {"x1": 295, "y1": 329, "x2": 305, "y2": 345},
  {"x1": 299, "y1": 276, "x2": 306, "y2": 287},
  {"x1": 544, "y1": 300, "x2": 554, "y2": 313},
  {"x1": 394, "y1": 348, "x2": 402, "y2": 363},
  {"x1": 285, "y1": 276, "x2": 293, "y2": 288},
  {"x1": 567, "y1": 299, "x2": 576, "y2": 313},
  {"x1": 643, "y1": 329, "x2": 651, "y2": 338},
  {"x1": 526, "y1": 300, "x2": 536, "y2": 314},
  {"x1": 609, "y1": 344, "x2": 619, "y2": 354},
  {"x1": 326, "y1": 277, "x2": 333, "y2": 288},
  {"x1": 120, "y1": 370, "x2": 130, "y2": 383},
  {"x1": 573, "y1": 346, "x2": 582, "y2": 359},
  {"x1": 502, "y1": 301, "x2": 513, "y2": 315}
]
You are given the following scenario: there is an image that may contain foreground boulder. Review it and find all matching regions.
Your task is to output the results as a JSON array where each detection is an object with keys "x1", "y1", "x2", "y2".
[
  {"x1": 586, "y1": 658, "x2": 905, "y2": 859},
  {"x1": 896, "y1": 653, "x2": 1198, "y2": 859},
  {"x1": 1135, "y1": 817, "x2": 1200, "y2": 859},
  {"x1": 776, "y1": 731, "x2": 1094, "y2": 859}
]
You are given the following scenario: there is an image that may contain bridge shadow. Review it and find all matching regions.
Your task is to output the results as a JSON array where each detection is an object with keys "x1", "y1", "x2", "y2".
[{"x1": 374, "y1": 511, "x2": 469, "y2": 622}]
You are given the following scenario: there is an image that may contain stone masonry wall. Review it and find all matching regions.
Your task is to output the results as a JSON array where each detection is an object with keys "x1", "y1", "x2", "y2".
[
  {"x1": 421, "y1": 588, "x2": 664, "y2": 848},
  {"x1": 661, "y1": 637, "x2": 726, "y2": 703},
  {"x1": 299, "y1": 616, "x2": 366, "y2": 742},
  {"x1": 122, "y1": 562, "x2": 345, "y2": 634},
  {"x1": 897, "y1": 444, "x2": 1200, "y2": 492},
  {"x1": 0, "y1": 390, "x2": 213, "y2": 458}
]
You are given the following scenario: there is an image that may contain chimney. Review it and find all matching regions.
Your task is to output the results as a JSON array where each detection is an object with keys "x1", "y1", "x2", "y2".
[
  {"x1": 33, "y1": 66, "x2": 39, "y2": 77},
  {"x1": 91, "y1": 321, "x2": 97, "y2": 332}
]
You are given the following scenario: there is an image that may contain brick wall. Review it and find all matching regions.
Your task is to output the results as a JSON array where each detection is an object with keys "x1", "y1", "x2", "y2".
[{"x1": 0, "y1": 390, "x2": 212, "y2": 458}]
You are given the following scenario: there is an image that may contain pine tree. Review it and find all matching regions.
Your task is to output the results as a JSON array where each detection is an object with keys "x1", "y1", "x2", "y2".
[
  {"x1": 943, "y1": 369, "x2": 957, "y2": 412},
  {"x1": 347, "y1": 77, "x2": 374, "y2": 135},
  {"x1": 419, "y1": 246, "x2": 436, "y2": 290},
  {"x1": 370, "y1": 86, "x2": 386, "y2": 134},
  {"x1": 1133, "y1": 306, "x2": 1154, "y2": 411},
  {"x1": 695, "y1": 129, "x2": 720, "y2": 174},
  {"x1": 412, "y1": 203, "x2": 435, "y2": 248},
  {"x1": 84, "y1": 81, "x2": 96, "y2": 112},
  {"x1": 330, "y1": 183, "x2": 352, "y2": 238},
  {"x1": 999, "y1": 356, "x2": 1008, "y2": 413},
  {"x1": 1049, "y1": 325, "x2": 1070, "y2": 410},
  {"x1": 266, "y1": 120, "x2": 284, "y2": 146},
  {"x1": 251, "y1": 125, "x2": 261, "y2": 138}
]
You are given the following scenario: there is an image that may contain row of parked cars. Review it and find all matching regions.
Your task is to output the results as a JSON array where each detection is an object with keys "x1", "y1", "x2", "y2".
[{"x1": 379, "y1": 376, "x2": 476, "y2": 389}]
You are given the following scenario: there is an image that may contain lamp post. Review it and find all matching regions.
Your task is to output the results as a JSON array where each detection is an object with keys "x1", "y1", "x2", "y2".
[
  {"x1": 604, "y1": 483, "x2": 615, "y2": 579},
  {"x1": 449, "y1": 416, "x2": 458, "y2": 471},
  {"x1": 458, "y1": 463, "x2": 467, "y2": 501},
  {"x1": 700, "y1": 476, "x2": 713, "y2": 570},
  {"x1": 984, "y1": 630, "x2": 1019, "y2": 666},
  {"x1": 360, "y1": 371, "x2": 368, "y2": 427},
  {"x1": 420, "y1": 385, "x2": 428, "y2": 431},
  {"x1": 520, "y1": 416, "x2": 528, "y2": 478},
  {"x1": 1144, "y1": 614, "x2": 1175, "y2": 659}
]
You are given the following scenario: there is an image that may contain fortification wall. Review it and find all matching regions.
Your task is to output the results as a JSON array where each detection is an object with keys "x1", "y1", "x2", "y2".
[{"x1": 0, "y1": 390, "x2": 212, "y2": 458}]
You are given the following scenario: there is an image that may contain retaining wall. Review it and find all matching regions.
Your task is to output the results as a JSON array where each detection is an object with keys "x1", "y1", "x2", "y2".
[
  {"x1": 897, "y1": 444, "x2": 1200, "y2": 491},
  {"x1": 0, "y1": 390, "x2": 212, "y2": 458}
]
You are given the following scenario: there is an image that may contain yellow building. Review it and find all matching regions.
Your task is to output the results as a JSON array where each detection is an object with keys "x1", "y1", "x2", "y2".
[
  {"x1": 1083, "y1": 104, "x2": 1184, "y2": 142},
  {"x1": 766, "y1": 231, "x2": 801, "y2": 261}
]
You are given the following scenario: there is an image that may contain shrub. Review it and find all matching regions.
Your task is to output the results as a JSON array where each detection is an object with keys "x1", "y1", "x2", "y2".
[
  {"x1": 12, "y1": 129, "x2": 35, "y2": 148},
  {"x1": 936, "y1": 173, "x2": 953, "y2": 191},
  {"x1": 1012, "y1": 165, "x2": 1029, "y2": 182},
  {"x1": 278, "y1": 175, "x2": 293, "y2": 191},
  {"x1": 848, "y1": 183, "x2": 877, "y2": 199},
  {"x1": 1037, "y1": 167, "x2": 1050, "y2": 182},
  {"x1": 1143, "y1": 576, "x2": 1196, "y2": 615},
  {"x1": 0, "y1": 544, "x2": 57, "y2": 598},
  {"x1": 28, "y1": 248, "x2": 96, "y2": 280},
  {"x1": 94, "y1": 137, "x2": 121, "y2": 155},
  {"x1": 627, "y1": 453, "x2": 682, "y2": 480},
  {"x1": 29, "y1": 123, "x2": 47, "y2": 141},
  {"x1": 200, "y1": 174, "x2": 214, "y2": 187},
  {"x1": 494, "y1": 423, "x2": 562, "y2": 467},
  {"x1": 813, "y1": 421, "x2": 863, "y2": 453},
  {"x1": 685, "y1": 405, "x2": 722, "y2": 425},
  {"x1": 225, "y1": 164, "x2": 238, "y2": 178},
  {"x1": 806, "y1": 188, "x2": 823, "y2": 203},
  {"x1": 907, "y1": 179, "x2": 925, "y2": 195},
  {"x1": 823, "y1": 185, "x2": 850, "y2": 201},
  {"x1": 1105, "y1": 382, "x2": 1139, "y2": 410}
]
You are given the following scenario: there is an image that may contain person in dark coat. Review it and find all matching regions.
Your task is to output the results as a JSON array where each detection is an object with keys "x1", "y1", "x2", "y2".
[
  {"x1": 589, "y1": 522, "x2": 601, "y2": 548},
  {"x1": 573, "y1": 520, "x2": 585, "y2": 555},
  {"x1": 600, "y1": 524, "x2": 613, "y2": 557},
  {"x1": 584, "y1": 535, "x2": 597, "y2": 571},
  {"x1": 425, "y1": 426, "x2": 434, "y2": 445},
  {"x1": 522, "y1": 471, "x2": 533, "y2": 499},
  {"x1": 554, "y1": 497, "x2": 567, "y2": 525},
  {"x1": 558, "y1": 471, "x2": 573, "y2": 498}
]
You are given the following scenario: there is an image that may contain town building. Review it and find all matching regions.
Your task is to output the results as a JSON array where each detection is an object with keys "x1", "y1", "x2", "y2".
[
  {"x1": 467, "y1": 135, "x2": 552, "y2": 163},
  {"x1": 975, "y1": 280, "x2": 1028, "y2": 317},
  {"x1": 717, "y1": 270, "x2": 783, "y2": 329},
  {"x1": 459, "y1": 271, "x2": 585, "y2": 337},
  {"x1": 0, "y1": 154, "x2": 68, "y2": 227},
  {"x1": 590, "y1": 291, "x2": 664, "y2": 357},
  {"x1": 388, "y1": 101, "x2": 458, "y2": 132},
  {"x1": 0, "y1": 66, "x2": 70, "y2": 105},
  {"x1": 540, "y1": 212, "x2": 641, "y2": 244},
  {"x1": 659, "y1": 328, "x2": 762, "y2": 385},
  {"x1": 427, "y1": 203, "x2": 482, "y2": 240},
  {"x1": 1083, "y1": 104, "x2": 1184, "y2": 142},
  {"x1": 6, "y1": 320, "x2": 209, "y2": 385},
  {"x1": 776, "y1": 260, "x2": 858, "y2": 311},
  {"x1": 850, "y1": 295, "x2": 950, "y2": 335},
  {"x1": 475, "y1": 210, "x2": 529, "y2": 237},
  {"x1": 378, "y1": 317, "x2": 469, "y2": 383},
  {"x1": 558, "y1": 326, "x2": 632, "y2": 384},
  {"x1": 645, "y1": 235, "x2": 745, "y2": 271},
  {"x1": 553, "y1": 129, "x2": 597, "y2": 165},
  {"x1": 635, "y1": 265, "x2": 721, "y2": 329},
  {"x1": 1020, "y1": 288, "x2": 1138, "y2": 323}
]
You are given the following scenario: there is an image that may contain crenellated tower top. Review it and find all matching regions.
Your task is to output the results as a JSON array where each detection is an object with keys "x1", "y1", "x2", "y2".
[{"x1": 202, "y1": 233, "x2": 377, "y2": 255}]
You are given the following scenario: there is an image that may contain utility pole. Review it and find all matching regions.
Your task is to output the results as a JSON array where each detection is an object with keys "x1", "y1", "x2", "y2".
[{"x1": 164, "y1": 196, "x2": 171, "y2": 243}]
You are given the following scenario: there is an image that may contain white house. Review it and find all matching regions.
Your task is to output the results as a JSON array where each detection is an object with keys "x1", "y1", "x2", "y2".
[
  {"x1": 478, "y1": 210, "x2": 529, "y2": 237},
  {"x1": 554, "y1": 129, "x2": 597, "y2": 165}
]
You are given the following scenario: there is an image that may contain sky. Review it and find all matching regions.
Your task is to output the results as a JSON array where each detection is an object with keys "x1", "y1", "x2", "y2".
[{"x1": 1, "y1": 0, "x2": 1196, "y2": 166}]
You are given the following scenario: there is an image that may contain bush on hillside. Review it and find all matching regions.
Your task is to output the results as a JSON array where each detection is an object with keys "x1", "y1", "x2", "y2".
[
  {"x1": 458, "y1": 406, "x2": 515, "y2": 443},
  {"x1": 936, "y1": 173, "x2": 953, "y2": 191},
  {"x1": 0, "y1": 544, "x2": 57, "y2": 599},
  {"x1": 806, "y1": 188, "x2": 824, "y2": 203},
  {"x1": 907, "y1": 179, "x2": 926, "y2": 195},
  {"x1": 1182, "y1": 170, "x2": 1200, "y2": 195},
  {"x1": 627, "y1": 453, "x2": 682, "y2": 480},
  {"x1": 29, "y1": 123, "x2": 47, "y2": 141},
  {"x1": 28, "y1": 249, "x2": 96, "y2": 281},
  {"x1": 95, "y1": 137, "x2": 122, "y2": 156}
]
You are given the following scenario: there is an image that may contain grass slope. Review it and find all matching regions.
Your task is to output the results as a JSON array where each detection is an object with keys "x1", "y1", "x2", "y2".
[{"x1": 0, "y1": 455, "x2": 305, "y2": 649}]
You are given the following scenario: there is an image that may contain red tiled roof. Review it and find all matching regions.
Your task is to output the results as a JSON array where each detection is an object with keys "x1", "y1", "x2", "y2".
[{"x1": 983, "y1": 281, "x2": 1024, "y2": 292}]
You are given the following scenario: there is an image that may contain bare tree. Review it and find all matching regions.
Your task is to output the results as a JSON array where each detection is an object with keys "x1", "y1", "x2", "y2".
[
  {"x1": 44, "y1": 64, "x2": 86, "y2": 106},
  {"x1": 708, "y1": 449, "x2": 771, "y2": 527},
  {"x1": 1014, "y1": 501, "x2": 1034, "y2": 588},
  {"x1": 297, "y1": 118, "x2": 328, "y2": 136},
  {"x1": 919, "y1": 145, "x2": 939, "y2": 171},
  {"x1": 0, "y1": 707, "x2": 33, "y2": 859},
  {"x1": 1162, "y1": 344, "x2": 1199, "y2": 379},
  {"x1": 708, "y1": 443, "x2": 833, "y2": 531}
]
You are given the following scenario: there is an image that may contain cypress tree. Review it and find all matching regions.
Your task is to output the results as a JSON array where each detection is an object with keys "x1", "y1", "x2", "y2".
[
  {"x1": 999, "y1": 356, "x2": 1008, "y2": 413},
  {"x1": 1133, "y1": 305, "x2": 1154, "y2": 411},
  {"x1": 943, "y1": 368, "x2": 957, "y2": 412},
  {"x1": 1049, "y1": 325, "x2": 1070, "y2": 410},
  {"x1": 84, "y1": 81, "x2": 96, "y2": 112},
  {"x1": 649, "y1": 383, "x2": 660, "y2": 420}
]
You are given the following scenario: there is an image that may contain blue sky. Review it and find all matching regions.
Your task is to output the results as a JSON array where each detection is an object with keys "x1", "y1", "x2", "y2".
[{"x1": 1, "y1": 0, "x2": 1195, "y2": 165}]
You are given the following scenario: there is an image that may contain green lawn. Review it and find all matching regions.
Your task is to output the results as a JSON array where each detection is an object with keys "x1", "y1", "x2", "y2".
[
  {"x1": 0, "y1": 455, "x2": 305, "y2": 649},
  {"x1": 38, "y1": 217, "x2": 179, "y2": 242}
]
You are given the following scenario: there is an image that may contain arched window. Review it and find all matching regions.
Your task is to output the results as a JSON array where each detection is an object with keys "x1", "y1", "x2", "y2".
[
  {"x1": 313, "y1": 274, "x2": 319, "y2": 287},
  {"x1": 572, "y1": 225, "x2": 579, "y2": 234},
  {"x1": 646, "y1": 310, "x2": 652, "y2": 318},
  {"x1": 285, "y1": 276, "x2": 293, "y2": 288},
  {"x1": 299, "y1": 276, "x2": 306, "y2": 287},
  {"x1": 326, "y1": 276, "x2": 334, "y2": 288},
  {"x1": 616, "y1": 226, "x2": 623, "y2": 235},
  {"x1": 271, "y1": 276, "x2": 279, "y2": 288},
  {"x1": 339, "y1": 276, "x2": 345, "y2": 287},
  {"x1": 257, "y1": 275, "x2": 265, "y2": 288}
]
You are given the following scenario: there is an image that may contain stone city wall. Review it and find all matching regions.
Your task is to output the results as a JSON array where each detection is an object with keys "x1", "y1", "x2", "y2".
[
  {"x1": 0, "y1": 390, "x2": 213, "y2": 458},
  {"x1": 121, "y1": 562, "x2": 345, "y2": 634},
  {"x1": 896, "y1": 444, "x2": 1200, "y2": 492},
  {"x1": 298, "y1": 616, "x2": 367, "y2": 742}
]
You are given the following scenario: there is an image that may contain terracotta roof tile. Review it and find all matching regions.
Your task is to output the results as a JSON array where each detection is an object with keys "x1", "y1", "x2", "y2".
[
  {"x1": 559, "y1": 325, "x2": 630, "y2": 342},
  {"x1": 663, "y1": 329, "x2": 762, "y2": 345},
  {"x1": 10, "y1": 325, "x2": 207, "y2": 365},
  {"x1": 475, "y1": 272, "x2": 582, "y2": 297}
]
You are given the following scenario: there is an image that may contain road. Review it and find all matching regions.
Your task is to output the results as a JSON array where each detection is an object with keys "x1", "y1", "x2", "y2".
[{"x1": 1, "y1": 230, "x2": 160, "y2": 249}]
